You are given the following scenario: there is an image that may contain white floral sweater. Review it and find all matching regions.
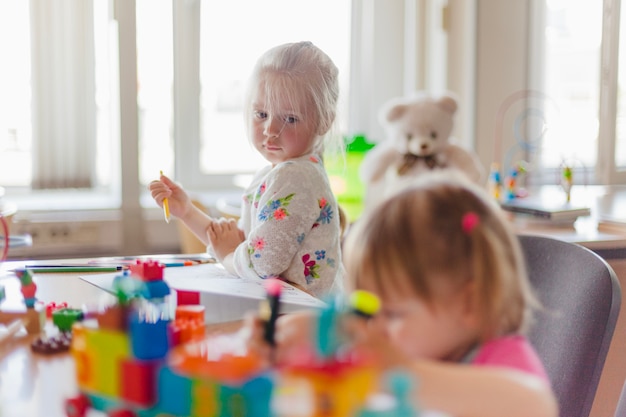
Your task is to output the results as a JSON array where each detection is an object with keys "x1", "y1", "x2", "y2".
[{"x1": 232, "y1": 154, "x2": 343, "y2": 298}]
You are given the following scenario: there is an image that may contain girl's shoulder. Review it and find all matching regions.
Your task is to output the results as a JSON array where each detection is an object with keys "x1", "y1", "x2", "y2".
[
  {"x1": 473, "y1": 334, "x2": 549, "y2": 381},
  {"x1": 270, "y1": 154, "x2": 327, "y2": 177}
]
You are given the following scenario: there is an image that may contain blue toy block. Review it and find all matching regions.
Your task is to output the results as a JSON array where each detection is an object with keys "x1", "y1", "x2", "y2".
[
  {"x1": 129, "y1": 312, "x2": 170, "y2": 360},
  {"x1": 141, "y1": 280, "x2": 171, "y2": 299},
  {"x1": 316, "y1": 295, "x2": 342, "y2": 359},
  {"x1": 387, "y1": 371, "x2": 418, "y2": 417},
  {"x1": 356, "y1": 371, "x2": 419, "y2": 417},
  {"x1": 157, "y1": 366, "x2": 193, "y2": 416},
  {"x1": 218, "y1": 375, "x2": 274, "y2": 417}
]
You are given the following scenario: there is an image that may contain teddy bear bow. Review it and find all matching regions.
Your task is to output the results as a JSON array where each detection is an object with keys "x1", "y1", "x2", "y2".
[{"x1": 398, "y1": 152, "x2": 443, "y2": 175}]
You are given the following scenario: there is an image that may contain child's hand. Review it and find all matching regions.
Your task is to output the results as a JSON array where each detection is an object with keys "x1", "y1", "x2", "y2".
[
  {"x1": 240, "y1": 310, "x2": 317, "y2": 366},
  {"x1": 239, "y1": 313, "x2": 273, "y2": 368},
  {"x1": 207, "y1": 217, "x2": 245, "y2": 262},
  {"x1": 343, "y1": 315, "x2": 412, "y2": 370},
  {"x1": 148, "y1": 174, "x2": 192, "y2": 219}
]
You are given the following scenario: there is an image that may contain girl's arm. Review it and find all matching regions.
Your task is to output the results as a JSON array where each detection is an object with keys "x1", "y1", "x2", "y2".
[
  {"x1": 239, "y1": 311, "x2": 557, "y2": 417},
  {"x1": 413, "y1": 360, "x2": 558, "y2": 417},
  {"x1": 344, "y1": 318, "x2": 558, "y2": 417},
  {"x1": 178, "y1": 203, "x2": 214, "y2": 246}
]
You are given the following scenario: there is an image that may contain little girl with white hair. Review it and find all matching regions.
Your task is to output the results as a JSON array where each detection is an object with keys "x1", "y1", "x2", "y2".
[{"x1": 150, "y1": 41, "x2": 344, "y2": 298}]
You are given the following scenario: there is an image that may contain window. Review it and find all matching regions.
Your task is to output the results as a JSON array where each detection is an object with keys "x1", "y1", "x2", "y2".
[
  {"x1": 534, "y1": 0, "x2": 603, "y2": 180},
  {"x1": 5, "y1": 1, "x2": 622, "y2": 212},
  {"x1": 174, "y1": 0, "x2": 352, "y2": 190},
  {"x1": 2, "y1": 0, "x2": 351, "y2": 201},
  {"x1": 533, "y1": 0, "x2": 626, "y2": 184},
  {"x1": 1, "y1": 0, "x2": 117, "y2": 194},
  {"x1": 1, "y1": 0, "x2": 32, "y2": 187},
  {"x1": 615, "y1": 0, "x2": 626, "y2": 169},
  {"x1": 480, "y1": 0, "x2": 626, "y2": 186},
  {"x1": 136, "y1": 0, "x2": 352, "y2": 190}
]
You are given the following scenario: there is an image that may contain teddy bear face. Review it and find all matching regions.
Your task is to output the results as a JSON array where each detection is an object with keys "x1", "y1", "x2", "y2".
[{"x1": 383, "y1": 97, "x2": 456, "y2": 158}]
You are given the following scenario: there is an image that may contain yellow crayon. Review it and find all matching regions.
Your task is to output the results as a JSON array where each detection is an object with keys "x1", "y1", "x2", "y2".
[{"x1": 160, "y1": 170, "x2": 171, "y2": 223}]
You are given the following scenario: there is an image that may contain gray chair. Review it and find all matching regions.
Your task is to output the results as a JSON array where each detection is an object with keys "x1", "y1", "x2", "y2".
[{"x1": 519, "y1": 234, "x2": 621, "y2": 417}]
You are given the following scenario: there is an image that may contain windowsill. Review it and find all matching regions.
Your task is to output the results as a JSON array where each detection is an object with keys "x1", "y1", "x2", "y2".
[
  {"x1": 5, "y1": 188, "x2": 121, "y2": 213},
  {"x1": 5, "y1": 187, "x2": 244, "y2": 215},
  {"x1": 2, "y1": 187, "x2": 244, "y2": 260}
]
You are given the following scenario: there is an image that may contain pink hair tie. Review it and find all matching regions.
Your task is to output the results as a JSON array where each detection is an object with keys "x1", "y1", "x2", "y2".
[{"x1": 462, "y1": 212, "x2": 480, "y2": 234}]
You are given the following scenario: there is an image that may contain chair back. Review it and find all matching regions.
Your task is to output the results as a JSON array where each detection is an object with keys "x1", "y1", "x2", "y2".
[{"x1": 519, "y1": 234, "x2": 621, "y2": 417}]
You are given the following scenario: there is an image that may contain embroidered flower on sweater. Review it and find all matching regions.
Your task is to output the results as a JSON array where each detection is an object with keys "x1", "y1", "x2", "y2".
[
  {"x1": 315, "y1": 197, "x2": 333, "y2": 225},
  {"x1": 245, "y1": 182, "x2": 268, "y2": 209},
  {"x1": 258, "y1": 193, "x2": 294, "y2": 221},
  {"x1": 247, "y1": 237, "x2": 266, "y2": 267},
  {"x1": 302, "y1": 253, "x2": 320, "y2": 284}
]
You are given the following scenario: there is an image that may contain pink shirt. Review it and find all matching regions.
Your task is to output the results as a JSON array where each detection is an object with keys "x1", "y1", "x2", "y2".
[{"x1": 471, "y1": 335, "x2": 550, "y2": 383}]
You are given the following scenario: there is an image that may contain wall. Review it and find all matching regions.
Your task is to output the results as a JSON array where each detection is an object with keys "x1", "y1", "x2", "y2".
[{"x1": 7, "y1": 208, "x2": 180, "y2": 259}]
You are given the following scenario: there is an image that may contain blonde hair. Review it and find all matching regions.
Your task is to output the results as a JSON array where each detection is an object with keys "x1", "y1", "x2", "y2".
[
  {"x1": 344, "y1": 173, "x2": 538, "y2": 341},
  {"x1": 244, "y1": 41, "x2": 342, "y2": 156}
]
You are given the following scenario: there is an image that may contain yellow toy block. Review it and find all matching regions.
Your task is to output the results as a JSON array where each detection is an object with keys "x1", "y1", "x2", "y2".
[
  {"x1": 190, "y1": 377, "x2": 219, "y2": 417},
  {"x1": 71, "y1": 323, "x2": 130, "y2": 397},
  {"x1": 281, "y1": 364, "x2": 377, "y2": 417}
]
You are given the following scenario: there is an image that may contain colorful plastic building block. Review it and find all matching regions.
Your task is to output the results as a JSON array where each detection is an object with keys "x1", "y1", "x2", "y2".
[
  {"x1": 65, "y1": 265, "x2": 413, "y2": 417},
  {"x1": 52, "y1": 307, "x2": 84, "y2": 332}
]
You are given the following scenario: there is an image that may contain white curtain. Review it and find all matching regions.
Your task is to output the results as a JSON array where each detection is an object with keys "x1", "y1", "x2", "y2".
[{"x1": 30, "y1": 0, "x2": 96, "y2": 189}]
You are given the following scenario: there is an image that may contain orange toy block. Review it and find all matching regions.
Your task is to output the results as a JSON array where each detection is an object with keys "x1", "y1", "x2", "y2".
[{"x1": 175, "y1": 305, "x2": 205, "y2": 322}]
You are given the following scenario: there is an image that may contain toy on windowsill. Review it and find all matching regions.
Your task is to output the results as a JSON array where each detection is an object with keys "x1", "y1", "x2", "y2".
[
  {"x1": 488, "y1": 163, "x2": 503, "y2": 201},
  {"x1": 488, "y1": 161, "x2": 529, "y2": 203},
  {"x1": 64, "y1": 260, "x2": 420, "y2": 417},
  {"x1": 560, "y1": 163, "x2": 573, "y2": 203},
  {"x1": 504, "y1": 161, "x2": 528, "y2": 202}
]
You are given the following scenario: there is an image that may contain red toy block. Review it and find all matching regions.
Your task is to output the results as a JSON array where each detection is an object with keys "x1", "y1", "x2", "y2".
[
  {"x1": 65, "y1": 394, "x2": 90, "y2": 417},
  {"x1": 176, "y1": 289, "x2": 200, "y2": 305},
  {"x1": 120, "y1": 358, "x2": 159, "y2": 406},
  {"x1": 46, "y1": 301, "x2": 69, "y2": 318},
  {"x1": 168, "y1": 324, "x2": 182, "y2": 347},
  {"x1": 21, "y1": 282, "x2": 37, "y2": 299},
  {"x1": 129, "y1": 260, "x2": 165, "y2": 282},
  {"x1": 108, "y1": 408, "x2": 137, "y2": 417}
]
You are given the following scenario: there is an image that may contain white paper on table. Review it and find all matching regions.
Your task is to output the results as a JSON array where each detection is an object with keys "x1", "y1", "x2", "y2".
[{"x1": 81, "y1": 263, "x2": 326, "y2": 323}]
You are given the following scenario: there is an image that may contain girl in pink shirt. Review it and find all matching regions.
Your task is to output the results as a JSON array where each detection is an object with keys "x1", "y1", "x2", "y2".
[
  {"x1": 249, "y1": 172, "x2": 557, "y2": 417},
  {"x1": 338, "y1": 172, "x2": 555, "y2": 417}
]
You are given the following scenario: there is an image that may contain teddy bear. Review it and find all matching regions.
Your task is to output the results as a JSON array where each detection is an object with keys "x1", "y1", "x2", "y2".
[{"x1": 359, "y1": 92, "x2": 485, "y2": 210}]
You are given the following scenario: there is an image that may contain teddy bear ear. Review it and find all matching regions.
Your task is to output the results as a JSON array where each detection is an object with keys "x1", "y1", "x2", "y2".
[
  {"x1": 379, "y1": 100, "x2": 409, "y2": 124},
  {"x1": 437, "y1": 95, "x2": 458, "y2": 115}
]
